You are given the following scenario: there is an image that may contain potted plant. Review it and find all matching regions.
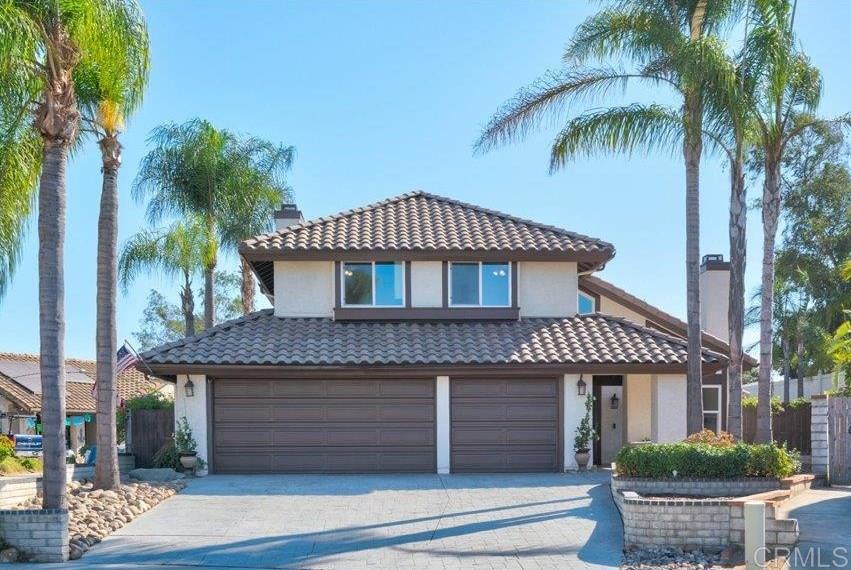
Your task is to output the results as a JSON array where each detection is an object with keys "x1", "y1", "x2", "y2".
[
  {"x1": 573, "y1": 395, "x2": 597, "y2": 470},
  {"x1": 174, "y1": 417, "x2": 198, "y2": 472}
]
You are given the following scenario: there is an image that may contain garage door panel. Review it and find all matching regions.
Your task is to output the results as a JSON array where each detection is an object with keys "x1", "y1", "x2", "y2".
[
  {"x1": 213, "y1": 378, "x2": 436, "y2": 473},
  {"x1": 216, "y1": 381, "x2": 273, "y2": 398},
  {"x1": 451, "y1": 378, "x2": 559, "y2": 473}
]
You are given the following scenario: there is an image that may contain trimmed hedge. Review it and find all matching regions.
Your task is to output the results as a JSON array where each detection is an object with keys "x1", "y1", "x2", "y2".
[{"x1": 614, "y1": 442, "x2": 800, "y2": 479}]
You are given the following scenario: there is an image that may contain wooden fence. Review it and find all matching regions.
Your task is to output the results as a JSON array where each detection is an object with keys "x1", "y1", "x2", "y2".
[
  {"x1": 743, "y1": 403, "x2": 811, "y2": 454},
  {"x1": 129, "y1": 408, "x2": 174, "y2": 468},
  {"x1": 828, "y1": 397, "x2": 850, "y2": 484}
]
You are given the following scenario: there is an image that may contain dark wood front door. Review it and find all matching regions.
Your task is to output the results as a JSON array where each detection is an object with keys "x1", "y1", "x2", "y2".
[
  {"x1": 211, "y1": 378, "x2": 436, "y2": 473},
  {"x1": 593, "y1": 375, "x2": 623, "y2": 466},
  {"x1": 450, "y1": 377, "x2": 561, "y2": 472}
]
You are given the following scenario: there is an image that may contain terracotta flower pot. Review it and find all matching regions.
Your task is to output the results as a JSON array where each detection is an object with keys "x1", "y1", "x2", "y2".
[{"x1": 574, "y1": 450, "x2": 590, "y2": 471}]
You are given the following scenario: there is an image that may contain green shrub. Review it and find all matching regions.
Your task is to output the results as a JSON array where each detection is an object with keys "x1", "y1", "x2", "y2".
[
  {"x1": 19, "y1": 457, "x2": 42, "y2": 472},
  {"x1": 0, "y1": 436, "x2": 14, "y2": 461},
  {"x1": 152, "y1": 440, "x2": 179, "y2": 469},
  {"x1": 614, "y1": 441, "x2": 800, "y2": 478}
]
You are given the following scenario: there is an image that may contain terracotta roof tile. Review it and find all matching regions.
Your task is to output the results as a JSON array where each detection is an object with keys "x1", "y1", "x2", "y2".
[
  {"x1": 141, "y1": 310, "x2": 724, "y2": 368},
  {"x1": 240, "y1": 191, "x2": 615, "y2": 263},
  {"x1": 0, "y1": 353, "x2": 169, "y2": 414}
]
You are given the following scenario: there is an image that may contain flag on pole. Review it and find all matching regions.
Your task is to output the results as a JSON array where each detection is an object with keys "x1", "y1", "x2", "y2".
[{"x1": 91, "y1": 343, "x2": 139, "y2": 398}]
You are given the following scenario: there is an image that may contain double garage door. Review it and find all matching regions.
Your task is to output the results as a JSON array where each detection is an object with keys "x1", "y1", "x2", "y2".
[{"x1": 212, "y1": 377, "x2": 559, "y2": 474}]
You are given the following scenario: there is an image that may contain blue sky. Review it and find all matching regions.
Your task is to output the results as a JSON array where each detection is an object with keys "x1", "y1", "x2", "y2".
[{"x1": 1, "y1": 1, "x2": 849, "y2": 359}]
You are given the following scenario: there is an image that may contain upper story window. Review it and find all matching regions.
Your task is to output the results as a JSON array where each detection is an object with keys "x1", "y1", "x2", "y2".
[
  {"x1": 449, "y1": 262, "x2": 510, "y2": 307},
  {"x1": 578, "y1": 291, "x2": 596, "y2": 315},
  {"x1": 342, "y1": 261, "x2": 404, "y2": 307}
]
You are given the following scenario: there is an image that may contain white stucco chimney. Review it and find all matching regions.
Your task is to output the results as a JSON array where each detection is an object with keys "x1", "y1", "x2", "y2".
[
  {"x1": 273, "y1": 203, "x2": 303, "y2": 231},
  {"x1": 699, "y1": 254, "x2": 730, "y2": 342}
]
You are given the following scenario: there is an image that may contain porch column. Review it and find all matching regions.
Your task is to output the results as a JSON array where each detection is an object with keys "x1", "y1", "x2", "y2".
[
  {"x1": 563, "y1": 373, "x2": 587, "y2": 470},
  {"x1": 436, "y1": 376, "x2": 450, "y2": 474}
]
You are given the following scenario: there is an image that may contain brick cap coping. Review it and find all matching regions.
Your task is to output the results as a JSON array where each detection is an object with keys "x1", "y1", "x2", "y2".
[
  {"x1": 728, "y1": 490, "x2": 790, "y2": 507},
  {"x1": 0, "y1": 508, "x2": 68, "y2": 515},
  {"x1": 619, "y1": 493, "x2": 730, "y2": 507}
]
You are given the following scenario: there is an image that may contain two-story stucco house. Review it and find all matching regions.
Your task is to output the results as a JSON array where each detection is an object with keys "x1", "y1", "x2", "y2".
[{"x1": 141, "y1": 191, "x2": 749, "y2": 474}]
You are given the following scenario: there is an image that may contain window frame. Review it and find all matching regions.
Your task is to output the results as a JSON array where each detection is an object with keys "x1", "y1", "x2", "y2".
[
  {"x1": 578, "y1": 291, "x2": 596, "y2": 315},
  {"x1": 701, "y1": 384, "x2": 722, "y2": 433},
  {"x1": 448, "y1": 261, "x2": 512, "y2": 308},
  {"x1": 341, "y1": 261, "x2": 406, "y2": 308}
]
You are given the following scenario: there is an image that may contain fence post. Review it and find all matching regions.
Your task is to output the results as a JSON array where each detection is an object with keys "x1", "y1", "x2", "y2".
[
  {"x1": 745, "y1": 501, "x2": 766, "y2": 570},
  {"x1": 810, "y1": 395, "x2": 830, "y2": 484}
]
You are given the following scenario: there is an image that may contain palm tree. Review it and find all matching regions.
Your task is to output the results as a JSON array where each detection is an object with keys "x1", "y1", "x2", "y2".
[
  {"x1": 74, "y1": 0, "x2": 149, "y2": 491},
  {"x1": 119, "y1": 219, "x2": 209, "y2": 337},
  {"x1": 475, "y1": 0, "x2": 739, "y2": 435},
  {"x1": 0, "y1": 0, "x2": 147, "y2": 510},
  {"x1": 219, "y1": 138, "x2": 294, "y2": 314},
  {"x1": 743, "y1": 0, "x2": 848, "y2": 442}
]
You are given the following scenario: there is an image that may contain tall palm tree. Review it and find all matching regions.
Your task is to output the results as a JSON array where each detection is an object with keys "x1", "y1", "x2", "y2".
[
  {"x1": 75, "y1": 0, "x2": 149, "y2": 491},
  {"x1": 0, "y1": 0, "x2": 147, "y2": 510},
  {"x1": 119, "y1": 219, "x2": 209, "y2": 337},
  {"x1": 743, "y1": 0, "x2": 847, "y2": 441},
  {"x1": 219, "y1": 138, "x2": 294, "y2": 314},
  {"x1": 475, "y1": 0, "x2": 739, "y2": 435}
]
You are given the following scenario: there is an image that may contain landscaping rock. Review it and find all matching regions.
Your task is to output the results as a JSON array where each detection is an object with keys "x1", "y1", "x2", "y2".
[
  {"x1": 128, "y1": 468, "x2": 185, "y2": 482},
  {"x1": 0, "y1": 547, "x2": 19, "y2": 563},
  {"x1": 621, "y1": 547, "x2": 723, "y2": 570}
]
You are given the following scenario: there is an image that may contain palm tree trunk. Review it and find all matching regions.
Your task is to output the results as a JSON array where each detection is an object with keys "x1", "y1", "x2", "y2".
[
  {"x1": 727, "y1": 158, "x2": 747, "y2": 439},
  {"x1": 204, "y1": 265, "x2": 215, "y2": 329},
  {"x1": 757, "y1": 158, "x2": 781, "y2": 443},
  {"x1": 181, "y1": 273, "x2": 195, "y2": 337},
  {"x1": 782, "y1": 333, "x2": 791, "y2": 404},
  {"x1": 94, "y1": 135, "x2": 121, "y2": 490},
  {"x1": 38, "y1": 141, "x2": 69, "y2": 510},
  {"x1": 796, "y1": 328, "x2": 805, "y2": 398},
  {"x1": 684, "y1": 97, "x2": 704, "y2": 437},
  {"x1": 241, "y1": 257, "x2": 255, "y2": 315}
]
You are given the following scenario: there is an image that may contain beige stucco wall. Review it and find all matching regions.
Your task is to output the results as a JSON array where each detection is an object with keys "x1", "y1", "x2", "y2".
[
  {"x1": 411, "y1": 261, "x2": 442, "y2": 307},
  {"x1": 651, "y1": 374, "x2": 687, "y2": 442},
  {"x1": 700, "y1": 268, "x2": 730, "y2": 342},
  {"x1": 518, "y1": 262, "x2": 578, "y2": 317},
  {"x1": 273, "y1": 261, "x2": 335, "y2": 317},
  {"x1": 175, "y1": 374, "x2": 208, "y2": 473},
  {"x1": 598, "y1": 296, "x2": 647, "y2": 327},
  {"x1": 625, "y1": 374, "x2": 652, "y2": 442}
]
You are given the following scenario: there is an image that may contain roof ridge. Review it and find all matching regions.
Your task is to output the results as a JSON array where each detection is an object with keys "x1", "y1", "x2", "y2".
[{"x1": 242, "y1": 190, "x2": 614, "y2": 252}]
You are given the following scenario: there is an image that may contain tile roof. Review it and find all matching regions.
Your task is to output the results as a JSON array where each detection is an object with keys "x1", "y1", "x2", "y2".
[
  {"x1": 141, "y1": 310, "x2": 725, "y2": 368},
  {"x1": 579, "y1": 275, "x2": 758, "y2": 367},
  {"x1": 0, "y1": 353, "x2": 169, "y2": 414},
  {"x1": 240, "y1": 191, "x2": 615, "y2": 265}
]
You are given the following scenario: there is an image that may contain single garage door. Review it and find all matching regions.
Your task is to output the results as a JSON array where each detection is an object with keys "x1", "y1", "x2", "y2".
[
  {"x1": 451, "y1": 377, "x2": 560, "y2": 472},
  {"x1": 212, "y1": 378, "x2": 436, "y2": 473}
]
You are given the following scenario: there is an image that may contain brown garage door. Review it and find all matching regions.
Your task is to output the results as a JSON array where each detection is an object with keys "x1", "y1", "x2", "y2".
[
  {"x1": 212, "y1": 378, "x2": 436, "y2": 473},
  {"x1": 451, "y1": 377, "x2": 560, "y2": 472}
]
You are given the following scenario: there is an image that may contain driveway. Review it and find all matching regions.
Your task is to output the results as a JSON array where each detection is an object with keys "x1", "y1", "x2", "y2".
[
  {"x1": 784, "y1": 486, "x2": 851, "y2": 569},
  {"x1": 32, "y1": 472, "x2": 622, "y2": 570}
]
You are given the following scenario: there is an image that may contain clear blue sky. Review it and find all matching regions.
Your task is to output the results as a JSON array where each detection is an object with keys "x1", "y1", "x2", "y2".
[{"x1": 0, "y1": 1, "x2": 849, "y2": 359}]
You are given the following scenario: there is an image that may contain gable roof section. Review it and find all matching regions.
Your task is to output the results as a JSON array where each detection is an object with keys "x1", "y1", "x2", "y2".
[
  {"x1": 579, "y1": 275, "x2": 757, "y2": 368},
  {"x1": 241, "y1": 191, "x2": 615, "y2": 265},
  {"x1": 140, "y1": 310, "x2": 725, "y2": 372},
  {"x1": 0, "y1": 353, "x2": 168, "y2": 414}
]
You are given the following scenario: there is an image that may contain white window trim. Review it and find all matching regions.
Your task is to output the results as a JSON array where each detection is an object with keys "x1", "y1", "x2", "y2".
[
  {"x1": 702, "y1": 384, "x2": 722, "y2": 432},
  {"x1": 341, "y1": 261, "x2": 405, "y2": 308},
  {"x1": 448, "y1": 261, "x2": 512, "y2": 308},
  {"x1": 578, "y1": 291, "x2": 596, "y2": 314}
]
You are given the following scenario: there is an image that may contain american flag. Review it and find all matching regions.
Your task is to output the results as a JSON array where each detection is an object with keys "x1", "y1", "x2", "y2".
[{"x1": 91, "y1": 343, "x2": 138, "y2": 398}]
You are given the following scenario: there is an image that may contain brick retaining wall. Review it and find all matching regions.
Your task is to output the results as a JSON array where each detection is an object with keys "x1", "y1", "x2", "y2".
[
  {"x1": 0, "y1": 509, "x2": 68, "y2": 562},
  {"x1": 612, "y1": 476, "x2": 779, "y2": 498}
]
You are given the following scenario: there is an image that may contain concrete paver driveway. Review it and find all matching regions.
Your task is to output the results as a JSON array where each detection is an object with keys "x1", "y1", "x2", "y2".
[{"x1": 38, "y1": 472, "x2": 622, "y2": 570}]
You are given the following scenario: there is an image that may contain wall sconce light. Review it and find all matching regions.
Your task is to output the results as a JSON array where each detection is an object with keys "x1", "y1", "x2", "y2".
[
  {"x1": 610, "y1": 392, "x2": 620, "y2": 410},
  {"x1": 577, "y1": 376, "x2": 587, "y2": 396},
  {"x1": 184, "y1": 379, "x2": 195, "y2": 398}
]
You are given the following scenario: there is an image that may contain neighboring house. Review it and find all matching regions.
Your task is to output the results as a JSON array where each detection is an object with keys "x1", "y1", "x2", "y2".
[
  {"x1": 0, "y1": 352, "x2": 173, "y2": 450},
  {"x1": 742, "y1": 371, "x2": 844, "y2": 401},
  {"x1": 141, "y1": 191, "x2": 749, "y2": 474}
]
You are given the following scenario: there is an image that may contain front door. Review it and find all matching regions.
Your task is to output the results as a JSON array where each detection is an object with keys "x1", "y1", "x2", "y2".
[{"x1": 593, "y1": 376, "x2": 623, "y2": 466}]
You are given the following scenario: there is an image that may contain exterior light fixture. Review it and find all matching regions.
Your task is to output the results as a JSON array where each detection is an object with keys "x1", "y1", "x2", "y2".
[
  {"x1": 610, "y1": 392, "x2": 620, "y2": 410},
  {"x1": 184, "y1": 379, "x2": 195, "y2": 398},
  {"x1": 577, "y1": 376, "x2": 587, "y2": 396}
]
